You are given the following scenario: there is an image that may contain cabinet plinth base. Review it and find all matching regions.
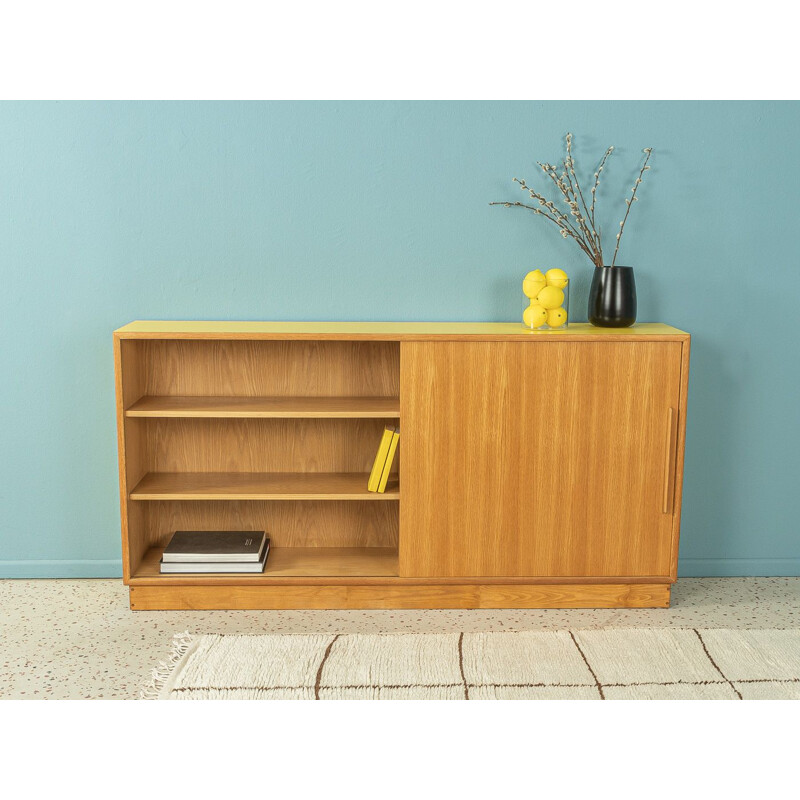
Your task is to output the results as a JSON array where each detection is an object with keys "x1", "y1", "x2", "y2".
[{"x1": 129, "y1": 582, "x2": 671, "y2": 610}]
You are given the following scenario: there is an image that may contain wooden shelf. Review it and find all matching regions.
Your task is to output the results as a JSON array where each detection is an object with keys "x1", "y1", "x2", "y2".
[
  {"x1": 132, "y1": 546, "x2": 399, "y2": 580},
  {"x1": 126, "y1": 395, "x2": 400, "y2": 419},
  {"x1": 129, "y1": 472, "x2": 399, "y2": 500}
]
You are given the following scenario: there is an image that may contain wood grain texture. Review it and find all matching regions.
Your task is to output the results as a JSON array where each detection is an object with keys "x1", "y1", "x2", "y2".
[
  {"x1": 129, "y1": 554, "x2": 672, "y2": 587},
  {"x1": 140, "y1": 340, "x2": 400, "y2": 397},
  {"x1": 115, "y1": 321, "x2": 689, "y2": 340},
  {"x1": 476, "y1": 583, "x2": 670, "y2": 609},
  {"x1": 115, "y1": 336, "x2": 402, "y2": 582},
  {"x1": 141, "y1": 417, "x2": 399, "y2": 474},
  {"x1": 126, "y1": 395, "x2": 400, "y2": 418},
  {"x1": 115, "y1": 339, "x2": 148, "y2": 581},
  {"x1": 662, "y1": 407, "x2": 679, "y2": 514},
  {"x1": 128, "y1": 582, "x2": 670, "y2": 610},
  {"x1": 117, "y1": 340, "x2": 146, "y2": 409},
  {"x1": 130, "y1": 472, "x2": 399, "y2": 500},
  {"x1": 130, "y1": 573, "x2": 671, "y2": 587},
  {"x1": 669, "y1": 339, "x2": 692, "y2": 579},
  {"x1": 115, "y1": 323, "x2": 689, "y2": 608},
  {"x1": 114, "y1": 336, "x2": 131, "y2": 581},
  {"x1": 142, "y1": 499, "x2": 399, "y2": 550},
  {"x1": 134, "y1": 546, "x2": 399, "y2": 579},
  {"x1": 400, "y1": 341, "x2": 682, "y2": 578}
]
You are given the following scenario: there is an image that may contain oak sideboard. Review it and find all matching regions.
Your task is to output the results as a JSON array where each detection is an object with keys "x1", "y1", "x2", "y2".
[{"x1": 114, "y1": 321, "x2": 690, "y2": 610}]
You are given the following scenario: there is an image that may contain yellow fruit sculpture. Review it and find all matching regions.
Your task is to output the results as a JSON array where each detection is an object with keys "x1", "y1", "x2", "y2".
[
  {"x1": 522, "y1": 269, "x2": 547, "y2": 298},
  {"x1": 522, "y1": 269, "x2": 569, "y2": 329},
  {"x1": 523, "y1": 304, "x2": 548, "y2": 328},
  {"x1": 547, "y1": 307, "x2": 568, "y2": 328},
  {"x1": 545, "y1": 268, "x2": 569, "y2": 289},
  {"x1": 536, "y1": 285, "x2": 564, "y2": 309}
]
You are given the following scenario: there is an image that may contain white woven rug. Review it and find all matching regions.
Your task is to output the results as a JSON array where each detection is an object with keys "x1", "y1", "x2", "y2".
[{"x1": 143, "y1": 628, "x2": 800, "y2": 700}]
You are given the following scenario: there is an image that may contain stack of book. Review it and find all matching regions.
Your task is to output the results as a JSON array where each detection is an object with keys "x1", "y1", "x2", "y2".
[
  {"x1": 368, "y1": 426, "x2": 400, "y2": 493},
  {"x1": 160, "y1": 530, "x2": 270, "y2": 574}
]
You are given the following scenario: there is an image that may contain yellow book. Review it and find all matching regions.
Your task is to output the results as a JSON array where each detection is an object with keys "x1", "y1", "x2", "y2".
[
  {"x1": 368, "y1": 427, "x2": 395, "y2": 492},
  {"x1": 377, "y1": 428, "x2": 400, "y2": 493}
]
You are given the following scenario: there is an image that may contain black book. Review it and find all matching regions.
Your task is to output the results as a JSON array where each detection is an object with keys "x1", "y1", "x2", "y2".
[
  {"x1": 162, "y1": 530, "x2": 267, "y2": 563},
  {"x1": 160, "y1": 541, "x2": 270, "y2": 574}
]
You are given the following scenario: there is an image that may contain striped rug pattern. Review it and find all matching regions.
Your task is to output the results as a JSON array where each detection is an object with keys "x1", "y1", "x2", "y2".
[{"x1": 143, "y1": 628, "x2": 800, "y2": 700}]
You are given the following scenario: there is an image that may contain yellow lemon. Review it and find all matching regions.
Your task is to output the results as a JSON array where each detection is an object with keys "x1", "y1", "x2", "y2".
[
  {"x1": 547, "y1": 306, "x2": 568, "y2": 328},
  {"x1": 545, "y1": 268, "x2": 569, "y2": 289},
  {"x1": 523, "y1": 303, "x2": 548, "y2": 329},
  {"x1": 522, "y1": 269, "x2": 547, "y2": 298},
  {"x1": 536, "y1": 285, "x2": 564, "y2": 309}
]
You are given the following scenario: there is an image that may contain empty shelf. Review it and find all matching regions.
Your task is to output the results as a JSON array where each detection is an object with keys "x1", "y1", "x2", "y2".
[
  {"x1": 129, "y1": 472, "x2": 400, "y2": 500},
  {"x1": 125, "y1": 395, "x2": 400, "y2": 418}
]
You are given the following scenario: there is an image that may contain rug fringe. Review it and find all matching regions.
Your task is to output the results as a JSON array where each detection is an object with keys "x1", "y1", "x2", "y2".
[{"x1": 140, "y1": 631, "x2": 193, "y2": 700}]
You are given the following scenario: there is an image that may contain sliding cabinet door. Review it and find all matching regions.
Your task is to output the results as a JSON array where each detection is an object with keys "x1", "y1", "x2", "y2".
[{"x1": 399, "y1": 341, "x2": 682, "y2": 577}]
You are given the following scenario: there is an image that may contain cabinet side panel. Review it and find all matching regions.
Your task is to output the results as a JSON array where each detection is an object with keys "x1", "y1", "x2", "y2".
[
  {"x1": 400, "y1": 341, "x2": 682, "y2": 578},
  {"x1": 669, "y1": 337, "x2": 691, "y2": 579},
  {"x1": 116, "y1": 338, "x2": 148, "y2": 581}
]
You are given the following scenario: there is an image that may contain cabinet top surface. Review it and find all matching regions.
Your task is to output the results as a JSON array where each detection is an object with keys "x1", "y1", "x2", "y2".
[{"x1": 115, "y1": 321, "x2": 688, "y2": 340}]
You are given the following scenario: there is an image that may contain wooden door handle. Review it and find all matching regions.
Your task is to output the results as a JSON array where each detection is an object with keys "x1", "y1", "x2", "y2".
[{"x1": 662, "y1": 407, "x2": 678, "y2": 514}]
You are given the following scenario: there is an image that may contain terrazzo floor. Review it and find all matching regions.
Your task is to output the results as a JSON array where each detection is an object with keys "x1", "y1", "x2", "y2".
[{"x1": 1, "y1": 577, "x2": 799, "y2": 699}]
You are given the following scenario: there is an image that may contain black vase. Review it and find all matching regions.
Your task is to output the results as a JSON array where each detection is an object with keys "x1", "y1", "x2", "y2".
[{"x1": 588, "y1": 265, "x2": 637, "y2": 327}]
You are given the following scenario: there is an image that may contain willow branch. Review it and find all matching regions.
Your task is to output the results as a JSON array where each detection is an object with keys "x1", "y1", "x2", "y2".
[
  {"x1": 560, "y1": 162, "x2": 601, "y2": 265},
  {"x1": 565, "y1": 133, "x2": 599, "y2": 258},
  {"x1": 590, "y1": 146, "x2": 614, "y2": 230},
  {"x1": 491, "y1": 135, "x2": 652, "y2": 271},
  {"x1": 488, "y1": 201, "x2": 596, "y2": 260},
  {"x1": 535, "y1": 163, "x2": 597, "y2": 259},
  {"x1": 611, "y1": 148, "x2": 652, "y2": 267},
  {"x1": 513, "y1": 175, "x2": 588, "y2": 244}
]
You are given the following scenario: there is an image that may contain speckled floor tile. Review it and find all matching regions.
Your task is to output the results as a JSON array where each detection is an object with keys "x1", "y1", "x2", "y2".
[{"x1": 1, "y1": 577, "x2": 798, "y2": 699}]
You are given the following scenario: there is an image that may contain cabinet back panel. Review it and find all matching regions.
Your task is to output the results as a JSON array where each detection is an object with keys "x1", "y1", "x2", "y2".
[
  {"x1": 144, "y1": 500, "x2": 398, "y2": 549},
  {"x1": 143, "y1": 418, "x2": 399, "y2": 473},
  {"x1": 140, "y1": 340, "x2": 400, "y2": 397}
]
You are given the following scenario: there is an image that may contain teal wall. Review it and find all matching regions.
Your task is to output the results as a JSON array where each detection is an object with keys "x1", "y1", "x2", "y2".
[{"x1": 1, "y1": 101, "x2": 798, "y2": 578}]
